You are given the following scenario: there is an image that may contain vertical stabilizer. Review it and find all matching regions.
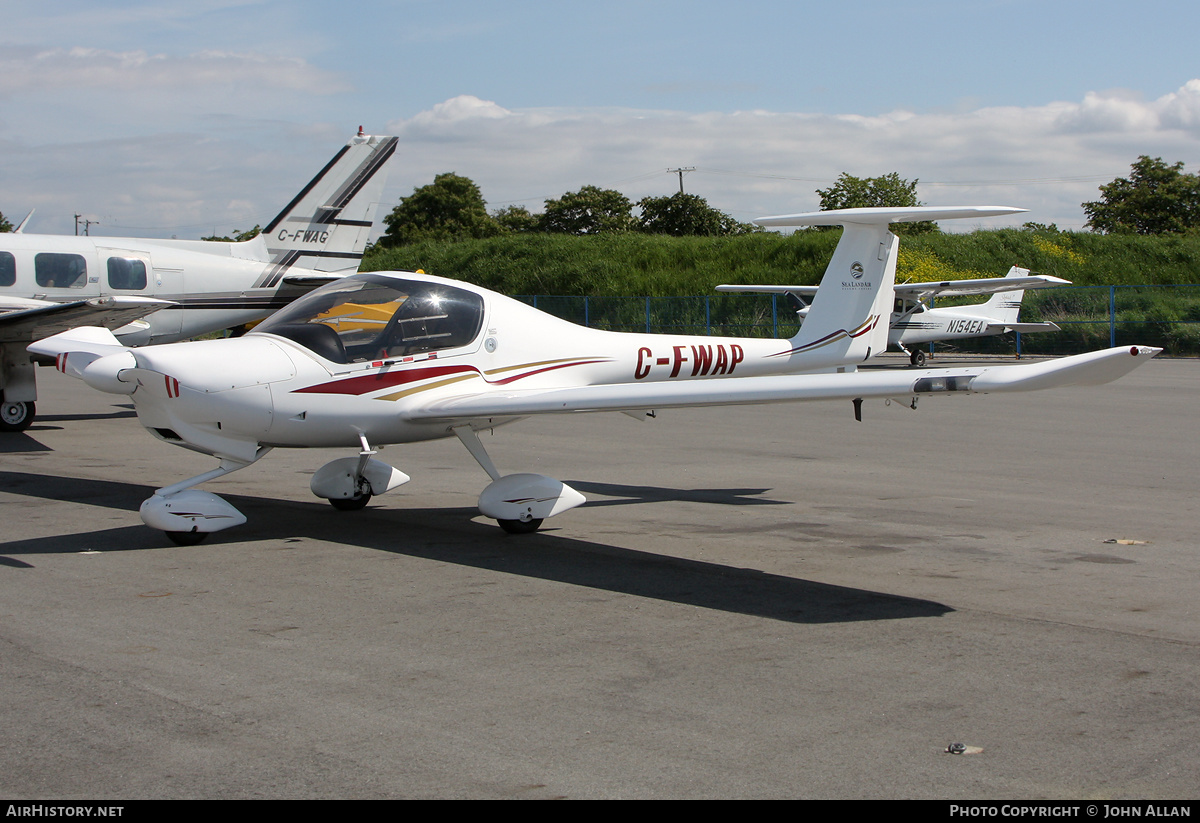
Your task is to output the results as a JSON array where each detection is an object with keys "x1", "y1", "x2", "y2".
[
  {"x1": 253, "y1": 132, "x2": 398, "y2": 286},
  {"x1": 978, "y1": 265, "x2": 1030, "y2": 324},
  {"x1": 753, "y1": 206, "x2": 1026, "y2": 369}
]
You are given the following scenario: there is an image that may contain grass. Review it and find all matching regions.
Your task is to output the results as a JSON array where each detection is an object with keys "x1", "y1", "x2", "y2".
[{"x1": 361, "y1": 229, "x2": 1200, "y2": 354}]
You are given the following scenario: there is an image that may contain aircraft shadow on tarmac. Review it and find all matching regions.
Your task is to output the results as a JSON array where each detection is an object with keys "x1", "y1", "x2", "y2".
[
  {"x1": 0, "y1": 406, "x2": 137, "y2": 454},
  {"x1": 566, "y1": 480, "x2": 792, "y2": 508},
  {"x1": 0, "y1": 470, "x2": 951, "y2": 625},
  {"x1": 0, "y1": 433, "x2": 54, "y2": 454},
  {"x1": 35, "y1": 409, "x2": 138, "y2": 423}
]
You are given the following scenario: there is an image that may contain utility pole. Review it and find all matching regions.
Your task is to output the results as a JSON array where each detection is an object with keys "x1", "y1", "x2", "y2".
[
  {"x1": 74, "y1": 214, "x2": 99, "y2": 236},
  {"x1": 666, "y1": 167, "x2": 695, "y2": 193}
]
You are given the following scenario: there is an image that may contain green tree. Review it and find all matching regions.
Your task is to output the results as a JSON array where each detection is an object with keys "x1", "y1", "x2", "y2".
[
  {"x1": 635, "y1": 192, "x2": 756, "y2": 236},
  {"x1": 816, "y1": 172, "x2": 936, "y2": 234},
  {"x1": 202, "y1": 225, "x2": 261, "y2": 242},
  {"x1": 539, "y1": 186, "x2": 633, "y2": 234},
  {"x1": 0, "y1": 211, "x2": 12, "y2": 232},
  {"x1": 491, "y1": 204, "x2": 538, "y2": 233},
  {"x1": 381, "y1": 172, "x2": 500, "y2": 246},
  {"x1": 1082, "y1": 156, "x2": 1200, "y2": 234}
]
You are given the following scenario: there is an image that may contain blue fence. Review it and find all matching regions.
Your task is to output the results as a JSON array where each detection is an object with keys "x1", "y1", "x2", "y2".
[{"x1": 515, "y1": 285, "x2": 1200, "y2": 356}]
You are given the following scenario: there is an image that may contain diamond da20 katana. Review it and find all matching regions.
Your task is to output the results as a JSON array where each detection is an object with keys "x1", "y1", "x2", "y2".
[{"x1": 29, "y1": 206, "x2": 1160, "y2": 544}]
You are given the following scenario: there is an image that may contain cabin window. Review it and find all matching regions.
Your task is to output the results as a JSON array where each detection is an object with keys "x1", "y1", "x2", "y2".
[
  {"x1": 107, "y1": 257, "x2": 147, "y2": 290},
  {"x1": 0, "y1": 252, "x2": 14, "y2": 287},
  {"x1": 254, "y1": 274, "x2": 485, "y2": 364},
  {"x1": 35, "y1": 253, "x2": 87, "y2": 289}
]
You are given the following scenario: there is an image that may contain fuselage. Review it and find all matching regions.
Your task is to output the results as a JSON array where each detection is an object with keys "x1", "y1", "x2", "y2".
[
  {"x1": 891, "y1": 305, "x2": 1007, "y2": 346},
  {"x1": 122, "y1": 271, "x2": 846, "y2": 461},
  {"x1": 0, "y1": 232, "x2": 305, "y2": 345}
]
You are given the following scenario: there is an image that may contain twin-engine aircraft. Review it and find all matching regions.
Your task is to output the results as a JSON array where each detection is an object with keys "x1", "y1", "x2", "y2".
[
  {"x1": 30, "y1": 206, "x2": 1159, "y2": 544},
  {"x1": 0, "y1": 130, "x2": 397, "y2": 431},
  {"x1": 719, "y1": 265, "x2": 1067, "y2": 367}
]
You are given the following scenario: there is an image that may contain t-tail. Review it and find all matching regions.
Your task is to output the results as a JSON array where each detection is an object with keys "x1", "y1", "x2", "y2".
[
  {"x1": 250, "y1": 130, "x2": 398, "y2": 287},
  {"x1": 754, "y1": 206, "x2": 1027, "y2": 369},
  {"x1": 978, "y1": 265, "x2": 1031, "y2": 324}
]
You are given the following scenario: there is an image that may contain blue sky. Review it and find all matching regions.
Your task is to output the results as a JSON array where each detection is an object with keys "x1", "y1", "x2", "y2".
[{"x1": 3, "y1": 0, "x2": 1199, "y2": 237}]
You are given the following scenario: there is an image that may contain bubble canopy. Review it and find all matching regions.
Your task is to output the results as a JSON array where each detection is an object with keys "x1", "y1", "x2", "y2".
[{"x1": 254, "y1": 274, "x2": 485, "y2": 364}]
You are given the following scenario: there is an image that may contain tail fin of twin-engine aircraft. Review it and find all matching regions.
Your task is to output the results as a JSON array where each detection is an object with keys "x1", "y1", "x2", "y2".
[
  {"x1": 249, "y1": 130, "x2": 399, "y2": 287},
  {"x1": 754, "y1": 206, "x2": 1026, "y2": 367}
]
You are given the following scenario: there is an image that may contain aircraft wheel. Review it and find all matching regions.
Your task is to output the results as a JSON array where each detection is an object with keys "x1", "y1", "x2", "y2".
[
  {"x1": 498, "y1": 518, "x2": 543, "y2": 535},
  {"x1": 329, "y1": 492, "x2": 372, "y2": 511},
  {"x1": 0, "y1": 399, "x2": 35, "y2": 432},
  {"x1": 909, "y1": 349, "x2": 927, "y2": 368},
  {"x1": 166, "y1": 530, "x2": 208, "y2": 546}
]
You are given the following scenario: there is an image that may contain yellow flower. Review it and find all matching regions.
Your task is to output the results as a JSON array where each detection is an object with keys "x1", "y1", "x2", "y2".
[
  {"x1": 896, "y1": 248, "x2": 988, "y2": 283},
  {"x1": 1031, "y1": 236, "x2": 1085, "y2": 266}
]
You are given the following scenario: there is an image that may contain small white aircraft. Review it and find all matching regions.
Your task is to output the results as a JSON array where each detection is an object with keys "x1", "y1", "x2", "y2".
[
  {"x1": 0, "y1": 130, "x2": 398, "y2": 431},
  {"x1": 718, "y1": 266, "x2": 1067, "y2": 367},
  {"x1": 29, "y1": 206, "x2": 1159, "y2": 545}
]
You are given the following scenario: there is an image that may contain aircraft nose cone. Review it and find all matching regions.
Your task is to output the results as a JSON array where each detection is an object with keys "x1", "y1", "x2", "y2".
[{"x1": 134, "y1": 337, "x2": 297, "y2": 391}]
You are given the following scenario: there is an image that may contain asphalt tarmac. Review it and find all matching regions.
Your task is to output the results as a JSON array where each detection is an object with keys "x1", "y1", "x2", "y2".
[{"x1": 2, "y1": 355, "x2": 1198, "y2": 799}]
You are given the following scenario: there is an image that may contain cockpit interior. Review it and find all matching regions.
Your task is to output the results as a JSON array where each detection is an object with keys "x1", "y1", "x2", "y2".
[{"x1": 255, "y1": 275, "x2": 485, "y2": 364}]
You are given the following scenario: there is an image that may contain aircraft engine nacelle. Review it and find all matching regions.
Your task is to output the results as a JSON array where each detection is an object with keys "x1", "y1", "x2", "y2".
[
  {"x1": 310, "y1": 457, "x2": 410, "y2": 500},
  {"x1": 478, "y1": 473, "x2": 586, "y2": 523},
  {"x1": 139, "y1": 490, "x2": 247, "y2": 535},
  {"x1": 81, "y1": 351, "x2": 139, "y2": 395}
]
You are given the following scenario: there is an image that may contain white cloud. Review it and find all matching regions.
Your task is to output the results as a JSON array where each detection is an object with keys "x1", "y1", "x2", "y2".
[
  {"x1": 406, "y1": 95, "x2": 514, "y2": 127},
  {"x1": 5, "y1": 81, "x2": 1200, "y2": 238},
  {"x1": 382, "y1": 81, "x2": 1200, "y2": 230},
  {"x1": 0, "y1": 47, "x2": 350, "y2": 94},
  {"x1": 1156, "y1": 79, "x2": 1200, "y2": 133}
]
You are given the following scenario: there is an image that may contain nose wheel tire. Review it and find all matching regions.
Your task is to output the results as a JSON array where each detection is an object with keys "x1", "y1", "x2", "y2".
[
  {"x1": 0, "y1": 400, "x2": 35, "y2": 432},
  {"x1": 329, "y1": 492, "x2": 372, "y2": 511},
  {"x1": 498, "y1": 518, "x2": 543, "y2": 534}
]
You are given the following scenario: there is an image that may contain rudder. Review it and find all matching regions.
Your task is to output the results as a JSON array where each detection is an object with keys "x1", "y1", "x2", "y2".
[{"x1": 254, "y1": 131, "x2": 398, "y2": 286}]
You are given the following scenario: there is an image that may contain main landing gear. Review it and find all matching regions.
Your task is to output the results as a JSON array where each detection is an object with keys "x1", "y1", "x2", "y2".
[
  {"x1": 453, "y1": 426, "x2": 584, "y2": 534},
  {"x1": 309, "y1": 434, "x2": 408, "y2": 511},
  {"x1": 140, "y1": 459, "x2": 257, "y2": 545},
  {"x1": 140, "y1": 430, "x2": 585, "y2": 543},
  {"x1": 498, "y1": 517, "x2": 543, "y2": 535},
  {"x1": 899, "y1": 345, "x2": 927, "y2": 368},
  {"x1": 0, "y1": 399, "x2": 35, "y2": 432}
]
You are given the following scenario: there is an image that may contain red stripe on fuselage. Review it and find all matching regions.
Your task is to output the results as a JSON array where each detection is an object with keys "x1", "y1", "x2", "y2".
[{"x1": 292, "y1": 364, "x2": 477, "y2": 396}]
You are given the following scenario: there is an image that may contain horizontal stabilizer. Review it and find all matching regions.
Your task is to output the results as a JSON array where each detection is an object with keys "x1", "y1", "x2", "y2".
[
  {"x1": 754, "y1": 206, "x2": 1027, "y2": 228},
  {"x1": 990, "y1": 322, "x2": 1061, "y2": 333},
  {"x1": 717, "y1": 274, "x2": 1070, "y2": 300},
  {"x1": 281, "y1": 274, "x2": 344, "y2": 288}
]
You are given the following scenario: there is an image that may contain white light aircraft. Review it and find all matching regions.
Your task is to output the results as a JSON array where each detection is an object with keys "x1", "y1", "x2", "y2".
[
  {"x1": 718, "y1": 266, "x2": 1067, "y2": 367},
  {"x1": 0, "y1": 130, "x2": 398, "y2": 431},
  {"x1": 29, "y1": 206, "x2": 1159, "y2": 545}
]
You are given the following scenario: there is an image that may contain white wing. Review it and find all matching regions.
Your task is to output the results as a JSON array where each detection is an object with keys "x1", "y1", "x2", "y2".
[
  {"x1": 1, "y1": 296, "x2": 173, "y2": 345},
  {"x1": 408, "y1": 346, "x2": 1159, "y2": 421}
]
